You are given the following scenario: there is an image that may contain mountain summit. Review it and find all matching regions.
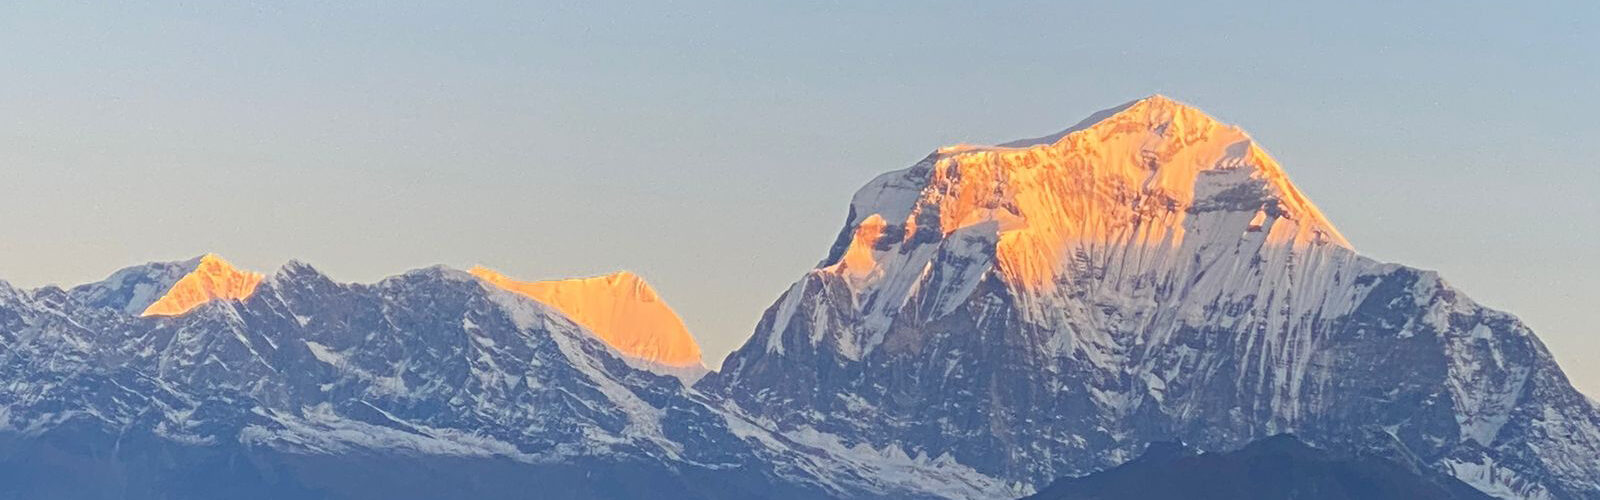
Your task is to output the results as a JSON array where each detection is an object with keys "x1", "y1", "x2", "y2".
[
  {"x1": 826, "y1": 94, "x2": 1347, "y2": 294},
  {"x1": 706, "y1": 96, "x2": 1600, "y2": 499},
  {"x1": 470, "y1": 267, "x2": 708, "y2": 381},
  {"x1": 141, "y1": 254, "x2": 263, "y2": 316},
  {"x1": 63, "y1": 253, "x2": 264, "y2": 317}
]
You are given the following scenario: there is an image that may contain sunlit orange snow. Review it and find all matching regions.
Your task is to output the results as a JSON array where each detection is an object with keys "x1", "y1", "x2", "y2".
[
  {"x1": 469, "y1": 267, "x2": 705, "y2": 368},
  {"x1": 141, "y1": 254, "x2": 263, "y2": 317},
  {"x1": 826, "y1": 95, "x2": 1350, "y2": 292}
]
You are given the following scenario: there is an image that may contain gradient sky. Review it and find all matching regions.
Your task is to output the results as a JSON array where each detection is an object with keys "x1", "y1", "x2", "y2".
[{"x1": 2, "y1": 2, "x2": 1596, "y2": 394}]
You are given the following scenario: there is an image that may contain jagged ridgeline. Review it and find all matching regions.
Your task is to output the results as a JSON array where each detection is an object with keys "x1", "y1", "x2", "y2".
[
  {"x1": 0, "y1": 97, "x2": 1595, "y2": 500},
  {"x1": 0, "y1": 256, "x2": 1005, "y2": 499}
]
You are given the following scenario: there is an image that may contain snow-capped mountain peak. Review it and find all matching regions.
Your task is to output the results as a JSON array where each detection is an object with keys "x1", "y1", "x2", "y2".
[
  {"x1": 776, "y1": 95, "x2": 1364, "y2": 366},
  {"x1": 139, "y1": 253, "x2": 263, "y2": 316},
  {"x1": 829, "y1": 95, "x2": 1349, "y2": 298},
  {"x1": 469, "y1": 266, "x2": 707, "y2": 381},
  {"x1": 64, "y1": 253, "x2": 262, "y2": 316},
  {"x1": 708, "y1": 96, "x2": 1600, "y2": 499}
]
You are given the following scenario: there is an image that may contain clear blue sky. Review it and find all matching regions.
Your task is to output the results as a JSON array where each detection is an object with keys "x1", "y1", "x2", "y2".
[{"x1": 2, "y1": 1, "x2": 1595, "y2": 393}]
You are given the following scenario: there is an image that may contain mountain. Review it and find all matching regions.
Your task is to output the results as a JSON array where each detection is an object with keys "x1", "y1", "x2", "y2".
[
  {"x1": 703, "y1": 95, "x2": 1600, "y2": 499},
  {"x1": 139, "y1": 253, "x2": 265, "y2": 317},
  {"x1": 1, "y1": 95, "x2": 1596, "y2": 500},
  {"x1": 0, "y1": 258, "x2": 1008, "y2": 500},
  {"x1": 1022, "y1": 434, "x2": 1495, "y2": 500},
  {"x1": 469, "y1": 267, "x2": 709, "y2": 383},
  {"x1": 65, "y1": 253, "x2": 226, "y2": 316}
]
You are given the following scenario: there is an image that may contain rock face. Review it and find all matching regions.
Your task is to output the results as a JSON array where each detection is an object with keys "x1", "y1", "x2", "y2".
[
  {"x1": 1022, "y1": 434, "x2": 1495, "y2": 500},
  {"x1": 703, "y1": 96, "x2": 1600, "y2": 499},
  {"x1": 0, "y1": 259, "x2": 1007, "y2": 500},
  {"x1": 469, "y1": 267, "x2": 709, "y2": 383}
]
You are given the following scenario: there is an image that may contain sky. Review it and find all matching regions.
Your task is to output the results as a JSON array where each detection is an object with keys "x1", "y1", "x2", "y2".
[{"x1": 1, "y1": 1, "x2": 1596, "y2": 394}]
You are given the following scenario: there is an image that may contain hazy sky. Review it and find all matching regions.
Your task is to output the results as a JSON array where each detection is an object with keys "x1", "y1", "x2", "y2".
[{"x1": 2, "y1": 2, "x2": 1596, "y2": 393}]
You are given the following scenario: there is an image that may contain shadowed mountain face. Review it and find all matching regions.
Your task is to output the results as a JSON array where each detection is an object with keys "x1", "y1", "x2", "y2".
[
  {"x1": 1022, "y1": 435, "x2": 1495, "y2": 500},
  {"x1": 0, "y1": 264, "x2": 783, "y2": 499},
  {"x1": 703, "y1": 96, "x2": 1600, "y2": 499},
  {"x1": 0, "y1": 261, "x2": 1005, "y2": 500}
]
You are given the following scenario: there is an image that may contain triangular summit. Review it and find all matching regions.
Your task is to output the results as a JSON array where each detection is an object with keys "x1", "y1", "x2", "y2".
[
  {"x1": 470, "y1": 266, "x2": 707, "y2": 381},
  {"x1": 141, "y1": 254, "x2": 263, "y2": 316}
]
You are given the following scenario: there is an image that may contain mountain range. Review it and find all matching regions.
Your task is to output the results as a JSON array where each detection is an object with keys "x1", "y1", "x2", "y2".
[{"x1": 0, "y1": 96, "x2": 1594, "y2": 499}]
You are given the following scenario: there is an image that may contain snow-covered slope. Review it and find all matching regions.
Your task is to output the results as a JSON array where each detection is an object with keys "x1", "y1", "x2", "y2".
[
  {"x1": 0, "y1": 257, "x2": 1007, "y2": 499},
  {"x1": 469, "y1": 267, "x2": 709, "y2": 383},
  {"x1": 704, "y1": 96, "x2": 1600, "y2": 499},
  {"x1": 66, "y1": 254, "x2": 206, "y2": 315}
]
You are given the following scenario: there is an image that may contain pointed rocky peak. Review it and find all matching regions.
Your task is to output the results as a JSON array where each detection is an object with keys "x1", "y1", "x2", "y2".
[
  {"x1": 140, "y1": 254, "x2": 264, "y2": 317},
  {"x1": 261, "y1": 259, "x2": 347, "y2": 300},
  {"x1": 468, "y1": 266, "x2": 705, "y2": 372},
  {"x1": 273, "y1": 259, "x2": 319, "y2": 277},
  {"x1": 269, "y1": 258, "x2": 338, "y2": 284}
]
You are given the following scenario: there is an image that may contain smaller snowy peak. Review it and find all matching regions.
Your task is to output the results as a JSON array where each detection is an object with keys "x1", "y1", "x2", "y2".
[
  {"x1": 68, "y1": 258, "x2": 194, "y2": 315},
  {"x1": 468, "y1": 267, "x2": 706, "y2": 376},
  {"x1": 140, "y1": 253, "x2": 263, "y2": 317},
  {"x1": 67, "y1": 253, "x2": 245, "y2": 316},
  {"x1": 273, "y1": 258, "x2": 321, "y2": 278}
]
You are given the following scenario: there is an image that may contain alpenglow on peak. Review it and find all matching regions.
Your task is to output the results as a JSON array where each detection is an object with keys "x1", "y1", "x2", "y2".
[
  {"x1": 469, "y1": 267, "x2": 706, "y2": 372},
  {"x1": 708, "y1": 95, "x2": 1600, "y2": 499},
  {"x1": 141, "y1": 253, "x2": 263, "y2": 317},
  {"x1": 823, "y1": 94, "x2": 1350, "y2": 293}
]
